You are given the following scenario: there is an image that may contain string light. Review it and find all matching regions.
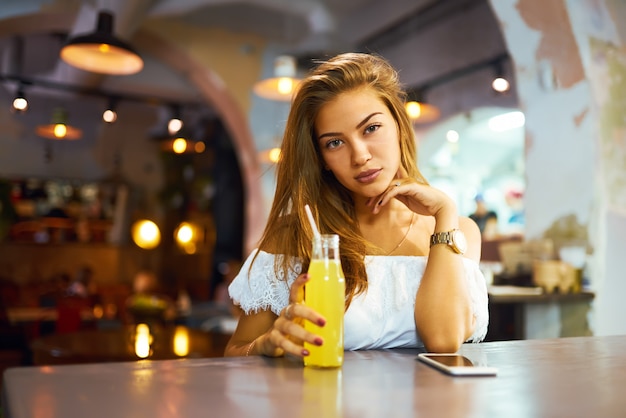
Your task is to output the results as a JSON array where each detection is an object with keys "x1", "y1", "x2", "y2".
[
  {"x1": 492, "y1": 77, "x2": 510, "y2": 93},
  {"x1": 12, "y1": 86, "x2": 28, "y2": 112},
  {"x1": 491, "y1": 60, "x2": 510, "y2": 93},
  {"x1": 102, "y1": 98, "x2": 118, "y2": 123}
]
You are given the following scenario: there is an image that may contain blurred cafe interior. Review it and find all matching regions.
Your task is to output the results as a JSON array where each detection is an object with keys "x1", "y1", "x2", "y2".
[{"x1": 0, "y1": 0, "x2": 625, "y2": 378}]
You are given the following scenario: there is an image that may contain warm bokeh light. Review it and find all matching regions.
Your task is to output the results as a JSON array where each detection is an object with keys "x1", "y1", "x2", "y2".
[
  {"x1": 277, "y1": 77, "x2": 294, "y2": 95},
  {"x1": 405, "y1": 101, "x2": 422, "y2": 119},
  {"x1": 172, "y1": 137, "x2": 187, "y2": 154},
  {"x1": 92, "y1": 304, "x2": 104, "y2": 319},
  {"x1": 173, "y1": 326, "x2": 190, "y2": 357},
  {"x1": 134, "y1": 323, "x2": 152, "y2": 359},
  {"x1": 268, "y1": 147, "x2": 281, "y2": 163},
  {"x1": 176, "y1": 222, "x2": 194, "y2": 244},
  {"x1": 131, "y1": 219, "x2": 161, "y2": 249},
  {"x1": 175, "y1": 222, "x2": 199, "y2": 254},
  {"x1": 53, "y1": 123, "x2": 67, "y2": 138},
  {"x1": 404, "y1": 100, "x2": 440, "y2": 124},
  {"x1": 194, "y1": 141, "x2": 205, "y2": 153}
]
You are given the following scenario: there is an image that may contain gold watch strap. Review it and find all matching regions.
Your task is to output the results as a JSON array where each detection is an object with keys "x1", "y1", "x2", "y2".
[{"x1": 430, "y1": 231, "x2": 453, "y2": 247}]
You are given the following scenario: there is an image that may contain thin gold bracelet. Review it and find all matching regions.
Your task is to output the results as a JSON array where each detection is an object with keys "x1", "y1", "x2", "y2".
[{"x1": 245, "y1": 339, "x2": 257, "y2": 356}]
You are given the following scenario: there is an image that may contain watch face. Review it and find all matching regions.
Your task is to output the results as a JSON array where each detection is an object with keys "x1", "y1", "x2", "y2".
[{"x1": 453, "y1": 230, "x2": 468, "y2": 254}]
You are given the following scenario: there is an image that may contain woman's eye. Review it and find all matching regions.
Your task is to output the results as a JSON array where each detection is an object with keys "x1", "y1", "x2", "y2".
[
  {"x1": 365, "y1": 124, "x2": 381, "y2": 134},
  {"x1": 325, "y1": 139, "x2": 343, "y2": 149}
]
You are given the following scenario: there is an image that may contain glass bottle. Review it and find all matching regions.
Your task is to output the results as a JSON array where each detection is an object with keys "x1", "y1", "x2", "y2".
[{"x1": 304, "y1": 234, "x2": 345, "y2": 368}]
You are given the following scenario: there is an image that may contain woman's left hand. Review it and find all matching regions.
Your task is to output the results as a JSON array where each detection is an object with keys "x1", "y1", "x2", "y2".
[{"x1": 366, "y1": 178, "x2": 456, "y2": 220}]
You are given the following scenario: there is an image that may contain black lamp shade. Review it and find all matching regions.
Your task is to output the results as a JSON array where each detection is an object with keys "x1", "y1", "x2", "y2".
[{"x1": 60, "y1": 11, "x2": 144, "y2": 75}]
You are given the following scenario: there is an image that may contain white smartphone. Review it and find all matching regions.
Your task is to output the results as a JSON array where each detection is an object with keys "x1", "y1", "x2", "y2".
[{"x1": 417, "y1": 353, "x2": 498, "y2": 376}]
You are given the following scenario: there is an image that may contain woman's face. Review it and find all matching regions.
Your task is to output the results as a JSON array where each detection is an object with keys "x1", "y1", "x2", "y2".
[{"x1": 314, "y1": 87, "x2": 402, "y2": 199}]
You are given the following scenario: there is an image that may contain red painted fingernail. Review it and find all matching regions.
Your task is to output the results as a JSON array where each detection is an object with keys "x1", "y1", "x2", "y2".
[
  {"x1": 317, "y1": 318, "x2": 326, "y2": 326},
  {"x1": 314, "y1": 338, "x2": 323, "y2": 346},
  {"x1": 302, "y1": 349, "x2": 310, "y2": 356}
]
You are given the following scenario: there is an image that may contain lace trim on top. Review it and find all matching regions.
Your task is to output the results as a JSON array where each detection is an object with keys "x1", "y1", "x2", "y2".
[
  {"x1": 228, "y1": 250, "x2": 301, "y2": 316},
  {"x1": 228, "y1": 249, "x2": 489, "y2": 350}
]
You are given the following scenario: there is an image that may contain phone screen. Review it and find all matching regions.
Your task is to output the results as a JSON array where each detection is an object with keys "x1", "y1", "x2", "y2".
[
  {"x1": 422, "y1": 354, "x2": 474, "y2": 367},
  {"x1": 417, "y1": 353, "x2": 498, "y2": 376}
]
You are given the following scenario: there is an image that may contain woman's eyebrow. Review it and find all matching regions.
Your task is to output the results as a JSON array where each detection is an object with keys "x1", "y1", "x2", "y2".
[
  {"x1": 356, "y1": 112, "x2": 382, "y2": 129},
  {"x1": 318, "y1": 112, "x2": 382, "y2": 141}
]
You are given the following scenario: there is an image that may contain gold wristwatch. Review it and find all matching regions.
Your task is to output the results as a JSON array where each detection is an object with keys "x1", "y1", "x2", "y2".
[{"x1": 430, "y1": 229, "x2": 467, "y2": 255}]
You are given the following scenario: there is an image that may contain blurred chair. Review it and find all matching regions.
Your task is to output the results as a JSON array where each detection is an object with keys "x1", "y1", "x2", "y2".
[{"x1": 55, "y1": 296, "x2": 91, "y2": 334}]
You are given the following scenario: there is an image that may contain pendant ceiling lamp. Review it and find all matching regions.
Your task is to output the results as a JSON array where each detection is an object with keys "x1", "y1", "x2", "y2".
[
  {"x1": 405, "y1": 90, "x2": 440, "y2": 124},
  {"x1": 60, "y1": 10, "x2": 144, "y2": 75},
  {"x1": 36, "y1": 107, "x2": 82, "y2": 140},
  {"x1": 253, "y1": 55, "x2": 301, "y2": 101}
]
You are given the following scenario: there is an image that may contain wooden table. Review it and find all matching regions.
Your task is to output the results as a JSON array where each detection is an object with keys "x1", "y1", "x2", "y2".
[
  {"x1": 29, "y1": 325, "x2": 231, "y2": 365},
  {"x1": 3, "y1": 335, "x2": 625, "y2": 417}
]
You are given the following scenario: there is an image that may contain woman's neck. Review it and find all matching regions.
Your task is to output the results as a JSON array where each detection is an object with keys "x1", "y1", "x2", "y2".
[{"x1": 355, "y1": 199, "x2": 407, "y2": 226}]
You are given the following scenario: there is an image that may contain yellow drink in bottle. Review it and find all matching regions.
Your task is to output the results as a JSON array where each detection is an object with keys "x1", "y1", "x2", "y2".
[{"x1": 304, "y1": 234, "x2": 345, "y2": 368}]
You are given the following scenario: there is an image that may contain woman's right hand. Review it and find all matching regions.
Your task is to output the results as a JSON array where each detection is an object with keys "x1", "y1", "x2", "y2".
[{"x1": 257, "y1": 273, "x2": 326, "y2": 357}]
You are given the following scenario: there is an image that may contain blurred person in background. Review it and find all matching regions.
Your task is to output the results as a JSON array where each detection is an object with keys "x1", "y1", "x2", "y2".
[{"x1": 469, "y1": 194, "x2": 498, "y2": 240}]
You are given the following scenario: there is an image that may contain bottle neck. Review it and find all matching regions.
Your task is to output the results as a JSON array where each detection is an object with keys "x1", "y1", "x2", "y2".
[{"x1": 312, "y1": 234, "x2": 340, "y2": 261}]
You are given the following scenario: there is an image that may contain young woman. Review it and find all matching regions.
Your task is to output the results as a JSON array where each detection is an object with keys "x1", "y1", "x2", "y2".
[{"x1": 225, "y1": 52, "x2": 488, "y2": 357}]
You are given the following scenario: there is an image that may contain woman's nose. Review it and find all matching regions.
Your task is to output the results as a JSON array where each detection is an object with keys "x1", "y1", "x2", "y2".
[{"x1": 351, "y1": 141, "x2": 371, "y2": 166}]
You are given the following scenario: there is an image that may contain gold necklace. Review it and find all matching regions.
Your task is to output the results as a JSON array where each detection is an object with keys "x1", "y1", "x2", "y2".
[{"x1": 386, "y1": 212, "x2": 415, "y2": 255}]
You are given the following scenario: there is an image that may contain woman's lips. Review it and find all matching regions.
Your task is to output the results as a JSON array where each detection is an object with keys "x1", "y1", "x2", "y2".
[{"x1": 355, "y1": 169, "x2": 381, "y2": 183}]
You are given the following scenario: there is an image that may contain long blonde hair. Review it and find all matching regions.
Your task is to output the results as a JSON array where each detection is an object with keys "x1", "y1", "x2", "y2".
[{"x1": 255, "y1": 52, "x2": 428, "y2": 308}]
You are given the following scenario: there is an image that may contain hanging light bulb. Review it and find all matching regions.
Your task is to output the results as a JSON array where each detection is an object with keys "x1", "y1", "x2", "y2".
[
  {"x1": 11, "y1": 85, "x2": 28, "y2": 112},
  {"x1": 253, "y1": 55, "x2": 302, "y2": 101},
  {"x1": 168, "y1": 118, "x2": 183, "y2": 135},
  {"x1": 102, "y1": 109, "x2": 117, "y2": 123},
  {"x1": 404, "y1": 90, "x2": 440, "y2": 124},
  {"x1": 172, "y1": 137, "x2": 188, "y2": 154},
  {"x1": 258, "y1": 147, "x2": 282, "y2": 164},
  {"x1": 131, "y1": 219, "x2": 161, "y2": 249},
  {"x1": 60, "y1": 11, "x2": 143, "y2": 75},
  {"x1": 36, "y1": 107, "x2": 82, "y2": 140},
  {"x1": 492, "y1": 77, "x2": 510, "y2": 93},
  {"x1": 158, "y1": 129, "x2": 203, "y2": 154},
  {"x1": 102, "y1": 97, "x2": 118, "y2": 123},
  {"x1": 168, "y1": 104, "x2": 183, "y2": 135},
  {"x1": 174, "y1": 221, "x2": 199, "y2": 254},
  {"x1": 492, "y1": 60, "x2": 511, "y2": 93}
]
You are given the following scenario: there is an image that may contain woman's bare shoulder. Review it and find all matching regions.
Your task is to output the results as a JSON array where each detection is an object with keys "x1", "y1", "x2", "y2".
[{"x1": 459, "y1": 216, "x2": 481, "y2": 262}]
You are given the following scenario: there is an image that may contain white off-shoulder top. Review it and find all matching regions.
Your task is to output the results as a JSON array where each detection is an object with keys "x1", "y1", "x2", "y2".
[{"x1": 228, "y1": 249, "x2": 489, "y2": 350}]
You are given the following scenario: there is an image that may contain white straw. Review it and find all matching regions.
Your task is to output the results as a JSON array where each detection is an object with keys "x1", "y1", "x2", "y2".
[{"x1": 304, "y1": 204, "x2": 321, "y2": 239}]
